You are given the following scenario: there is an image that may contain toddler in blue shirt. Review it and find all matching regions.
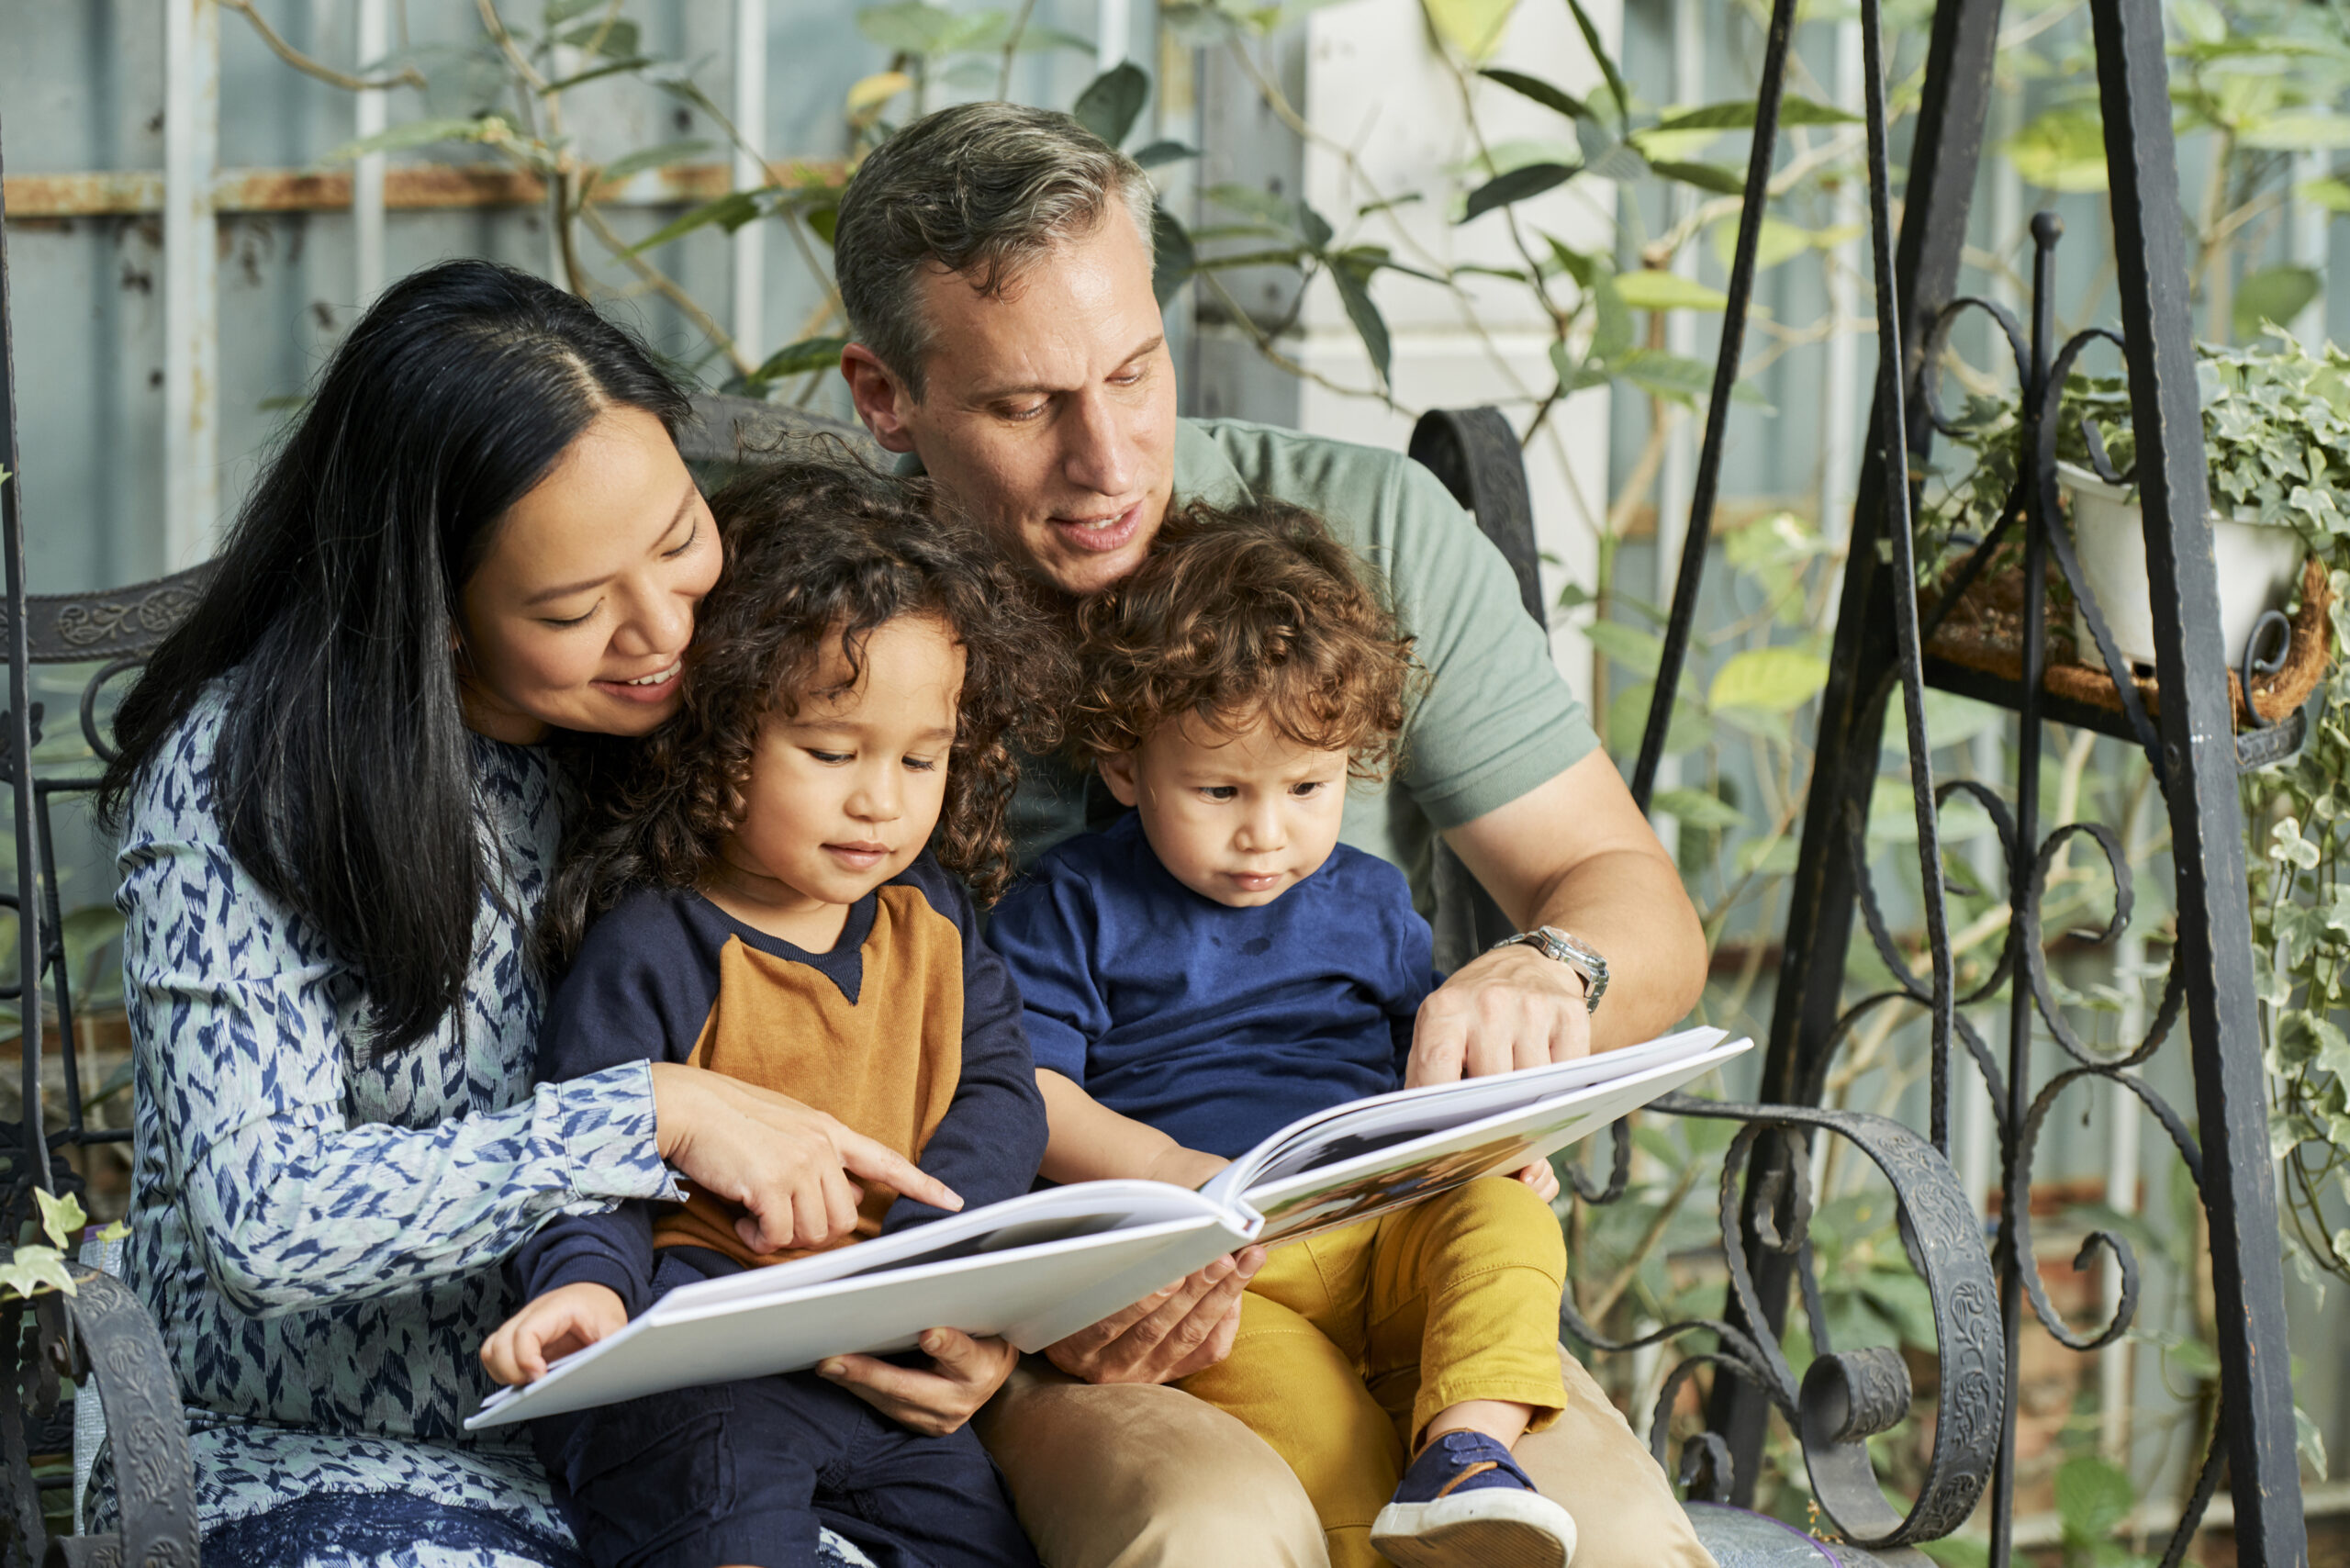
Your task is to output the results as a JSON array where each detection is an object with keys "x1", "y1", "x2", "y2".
[{"x1": 987, "y1": 499, "x2": 1579, "y2": 1568}]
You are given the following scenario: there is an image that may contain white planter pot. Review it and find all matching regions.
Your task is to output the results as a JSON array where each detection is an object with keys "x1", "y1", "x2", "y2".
[{"x1": 2056, "y1": 462, "x2": 2304, "y2": 675}]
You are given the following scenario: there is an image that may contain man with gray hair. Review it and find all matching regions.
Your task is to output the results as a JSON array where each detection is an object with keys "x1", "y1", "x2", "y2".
[{"x1": 815, "y1": 100, "x2": 1718, "y2": 1568}]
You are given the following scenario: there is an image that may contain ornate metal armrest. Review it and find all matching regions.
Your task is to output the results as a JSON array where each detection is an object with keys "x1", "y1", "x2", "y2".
[
  {"x1": 1564, "y1": 1096, "x2": 2001, "y2": 1553},
  {"x1": 1, "y1": 1264, "x2": 196, "y2": 1568}
]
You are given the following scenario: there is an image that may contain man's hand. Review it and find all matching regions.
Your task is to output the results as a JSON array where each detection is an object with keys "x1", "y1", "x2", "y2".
[
  {"x1": 1043, "y1": 1247, "x2": 1266, "y2": 1384},
  {"x1": 1406, "y1": 943, "x2": 1592, "y2": 1088},
  {"x1": 649, "y1": 1065, "x2": 963, "y2": 1255},
  {"x1": 480, "y1": 1282, "x2": 627, "y2": 1387},
  {"x1": 816, "y1": 1328, "x2": 1020, "y2": 1437}
]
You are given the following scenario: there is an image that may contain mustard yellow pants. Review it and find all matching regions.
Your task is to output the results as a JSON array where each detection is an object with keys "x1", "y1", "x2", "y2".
[{"x1": 1175, "y1": 1176, "x2": 1571, "y2": 1568}]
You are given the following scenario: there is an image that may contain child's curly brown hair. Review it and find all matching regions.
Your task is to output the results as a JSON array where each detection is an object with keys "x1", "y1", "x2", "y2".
[
  {"x1": 543, "y1": 457, "x2": 1071, "y2": 966},
  {"x1": 1069, "y1": 498, "x2": 1417, "y2": 776}
]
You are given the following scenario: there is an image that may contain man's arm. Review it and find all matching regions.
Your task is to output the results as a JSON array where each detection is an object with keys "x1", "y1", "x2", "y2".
[{"x1": 1409, "y1": 750, "x2": 1709, "y2": 1085}]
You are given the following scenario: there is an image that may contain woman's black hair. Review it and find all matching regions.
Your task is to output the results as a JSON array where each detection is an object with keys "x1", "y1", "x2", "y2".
[{"x1": 98, "y1": 258, "x2": 692, "y2": 1056}]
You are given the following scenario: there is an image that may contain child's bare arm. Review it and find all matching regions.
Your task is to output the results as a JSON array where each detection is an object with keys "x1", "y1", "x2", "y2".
[{"x1": 1036, "y1": 1069, "x2": 1228, "y2": 1189}]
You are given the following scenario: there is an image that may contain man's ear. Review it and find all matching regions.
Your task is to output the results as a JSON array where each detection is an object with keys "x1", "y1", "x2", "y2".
[
  {"x1": 1097, "y1": 753, "x2": 1142, "y2": 808},
  {"x1": 840, "y1": 343, "x2": 919, "y2": 454}
]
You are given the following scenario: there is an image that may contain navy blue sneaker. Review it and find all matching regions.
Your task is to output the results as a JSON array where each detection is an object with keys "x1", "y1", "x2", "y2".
[{"x1": 1369, "y1": 1429, "x2": 1577, "y2": 1568}]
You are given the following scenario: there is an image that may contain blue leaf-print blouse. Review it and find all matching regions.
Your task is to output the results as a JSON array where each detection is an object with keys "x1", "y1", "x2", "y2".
[
  {"x1": 109, "y1": 687, "x2": 705, "y2": 1549},
  {"x1": 111, "y1": 689, "x2": 878, "y2": 1568}
]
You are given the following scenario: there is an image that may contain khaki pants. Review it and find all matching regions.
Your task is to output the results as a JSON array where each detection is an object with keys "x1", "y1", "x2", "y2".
[
  {"x1": 975, "y1": 1345, "x2": 1718, "y2": 1568},
  {"x1": 1177, "y1": 1179, "x2": 1569, "y2": 1568}
]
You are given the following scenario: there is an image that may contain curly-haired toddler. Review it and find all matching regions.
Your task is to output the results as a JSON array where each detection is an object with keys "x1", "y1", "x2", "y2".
[
  {"x1": 480, "y1": 460, "x2": 1063, "y2": 1568},
  {"x1": 985, "y1": 498, "x2": 1578, "y2": 1568}
]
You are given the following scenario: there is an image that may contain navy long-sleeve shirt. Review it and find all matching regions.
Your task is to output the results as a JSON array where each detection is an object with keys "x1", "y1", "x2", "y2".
[
  {"x1": 518, "y1": 853, "x2": 1047, "y2": 1316},
  {"x1": 984, "y1": 812, "x2": 1438, "y2": 1159}
]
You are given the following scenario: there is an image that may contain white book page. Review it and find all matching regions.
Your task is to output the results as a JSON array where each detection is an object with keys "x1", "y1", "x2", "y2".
[
  {"x1": 466, "y1": 1182, "x2": 1258, "y2": 1431},
  {"x1": 644, "y1": 1180, "x2": 1222, "y2": 1314},
  {"x1": 1237, "y1": 1036, "x2": 1748, "y2": 1243},
  {"x1": 467, "y1": 1205, "x2": 1255, "y2": 1428},
  {"x1": 1205, "y1": 1026, "x2": 1730, "y2": 1201}
]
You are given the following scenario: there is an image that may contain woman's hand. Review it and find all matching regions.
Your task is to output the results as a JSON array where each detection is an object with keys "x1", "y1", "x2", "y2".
[
  {"x1": 480, "y1": 1282, "x2": 627, "y2": 1386},
  {"x1": 1519, "y1": 1159, "x2": 1561, "y2": 1203},
  {"x1": 650, "y1": 1065, "x2": 962, "y2": 1254},
  {"x1": 815, "y1": 1328, "x2": 1020, "y2": 1437},
  {"x1": 1041, "y1": 1246, "x2": 1266, "y2": 1385}
]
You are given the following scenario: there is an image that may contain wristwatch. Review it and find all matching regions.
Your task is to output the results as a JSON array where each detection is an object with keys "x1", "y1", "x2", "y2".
[{"x1": 1488, "y1": 925, "x2": 1608, "y2": 1012}]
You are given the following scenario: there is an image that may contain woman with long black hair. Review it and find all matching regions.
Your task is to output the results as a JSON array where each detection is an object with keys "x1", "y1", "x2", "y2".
[{"x1": 99, "y1": 260, "x2": 940, "y2": 1567}]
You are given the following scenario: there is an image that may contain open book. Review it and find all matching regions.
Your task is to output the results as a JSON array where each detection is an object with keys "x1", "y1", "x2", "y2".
[{"x1": 468, "y1": 1025, "x2": 1749, "y2": 1428}]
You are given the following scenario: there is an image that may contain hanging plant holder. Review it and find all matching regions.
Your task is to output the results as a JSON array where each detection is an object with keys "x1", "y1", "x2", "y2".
[{"x1": 1923, "y1": 552, "x2": 2332, "y2": 734}]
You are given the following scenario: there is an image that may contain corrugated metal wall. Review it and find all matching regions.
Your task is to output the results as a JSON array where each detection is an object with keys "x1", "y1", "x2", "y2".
[{"x1": 0, "y1": 0, "x2": 1149, "y2": 592}]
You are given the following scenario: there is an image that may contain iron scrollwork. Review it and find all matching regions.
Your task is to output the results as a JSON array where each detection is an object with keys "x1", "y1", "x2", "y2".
[{"x1": 1562, "y1": 1099, "x2": 2001, "y2": 1550}]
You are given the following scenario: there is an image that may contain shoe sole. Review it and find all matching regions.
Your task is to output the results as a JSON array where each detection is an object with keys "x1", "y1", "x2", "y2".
[{"x1": 1370, "y1": 1495, "x2": 1576, "y2": 1568}]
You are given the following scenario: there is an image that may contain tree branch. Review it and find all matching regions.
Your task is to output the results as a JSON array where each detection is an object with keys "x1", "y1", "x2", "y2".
[{"x1": 220, "y1": 0, "x2": 427, "y2": 93}]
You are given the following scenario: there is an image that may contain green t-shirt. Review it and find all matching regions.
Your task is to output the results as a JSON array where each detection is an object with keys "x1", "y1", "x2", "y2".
[{"x1": 1006, "y1": 418, "x2": 1599, "y2": 910}]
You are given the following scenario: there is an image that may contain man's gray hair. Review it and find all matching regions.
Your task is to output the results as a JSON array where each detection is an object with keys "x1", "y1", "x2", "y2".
[{"x1": 834, "y1": 102, "x2": 1156, "y2": 398}]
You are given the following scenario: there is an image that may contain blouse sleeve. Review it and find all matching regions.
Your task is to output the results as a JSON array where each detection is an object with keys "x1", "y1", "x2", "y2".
[{"x1": 118, "y1": 699, "x2": 679, "y2": 1319}]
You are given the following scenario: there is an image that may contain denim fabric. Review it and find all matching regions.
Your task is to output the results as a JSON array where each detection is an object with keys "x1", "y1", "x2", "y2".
[{"x1": 537, "y1": 1372, "x2": 1037, "y2": 1568}]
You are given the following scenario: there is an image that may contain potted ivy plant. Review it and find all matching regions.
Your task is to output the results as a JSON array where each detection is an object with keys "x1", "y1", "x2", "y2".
[{"x1": 1929, "y1": 332, "x2": 2350, "y2": 677}]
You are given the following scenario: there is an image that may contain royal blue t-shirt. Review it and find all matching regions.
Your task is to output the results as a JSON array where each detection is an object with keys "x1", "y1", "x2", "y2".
[{"x1": 985, "y1": 811, "x2": 1439, "y2": 1159}]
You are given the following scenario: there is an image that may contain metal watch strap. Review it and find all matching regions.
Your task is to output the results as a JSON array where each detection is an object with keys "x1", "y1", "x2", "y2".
[{"x1": 1487, "y1": 925, "x2": 1607, "y2": 1012}]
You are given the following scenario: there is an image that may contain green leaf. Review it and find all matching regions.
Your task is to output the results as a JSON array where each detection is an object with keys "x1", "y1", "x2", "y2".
[
  {"x1": 323, "y1": 116, "x2": 505, "y2": 164},
  {"x1": 1651, "y1": 95, "x2": 1859, "y2": 132},
  {"x1": 1460, "y1": 162, "x2": 1580, "y2": 222},
  {"x1": 2234, "y1": 264, "x2": 2322, "y2": 340},
  {"x1": 1710, "y1": 215, "x2": 1858, "y2": 274},
  {"x1": 1606, "y1": 683, "x2": 1710, "y2": 756},
  {"x1": 1133, "y1": 139, "x2": 1198, "y2": 169},
  {"x1": 543, "y1": 0, "x2": 605, "y2": 25},
  {"x1": 2298, "y1": 1405, "x2": 2329, "y2": 1480},
  {"x1": 1329, "y1": 259, "x2": 1393, "y2": 386},
  {"x1": 33, "y1": 1189, "x2": 86, "y2": 1251},
  {"x1": 627, "y1": 190, "x2": 761, "y2": 254},
  {"x1": 1646, "y1": 159, "x2": 1746, "y2": 195},
  {"x1": 2005, "y1": 103, "x2": 2109, "y2": 192},
  {"x1": 0, "y1": 1246, "x2": 73, "y2": 1303},
  {"x1": 1296, "y1": 201, "x2": 1336, "y2": 252},
  {"x1": 559, "y1": 17, "x2": 640, "y2": 57},
  {"x1": 752, "y1": 336, "x2": 849, "y2": 379},
  {"x1": 1073, "y1": 62, "x2": 1151, "y2": 149},
  {"x1": 856, "y1": 2, "x2": 968, "y2": 56},
  {"x1": 1427, "y1": 0, "x2": 1519, "y2": 60},
  {"x1": 1584, "y1": 619, "x2": 1666, "y2": 676},
  {"x1": 1479, "y1": 67, "x2": 1587, "y2": 122},
  {"x1": 594, "y1": 139, "x2": 713, "y2": 189},
  {"x1": 1539, "y1": 231, "x2": 1595, "y2": 287},
  {"x1": 1612, "y1": 349, "x2": 1770, "y2": 411},
  {"x1": 2242, "y1": 113, "x2": 2350, "y2": 151},
  {"x1": 1152, "y1": 203, "x2": 1197, "y2": 305},
  {"x1": 2053, "y1": 1454, "x2": 2135, "y2": 1543},
  {"x1": 1709, "y1": 646, "x2": 1829, "y2": 712},
  {"x1": 1561, "y1": 0, "x2": 1629, "y2": 132},
  {"x1": 1860, "y1": 1267, "x2": 1938, "y2": 1347},
  {"x1": 59, "y1": 905, "x2": 124, "y2": 974},
  {"x1": 1612, "y1": 271, "x2": 1729, "y2": 312},
  {"x1": 2300, "y1": 175, "x2": 2350, "y2": 213},
  {"x1": 1652, "y1": 786, "x2": 1747, "y2": 831},
  {"x1": 1588, "y1": 271, "x2": 1634, "y2": 362},
  {"x1": 543, "y1": 55, "x2": 657, "y2": 95}
]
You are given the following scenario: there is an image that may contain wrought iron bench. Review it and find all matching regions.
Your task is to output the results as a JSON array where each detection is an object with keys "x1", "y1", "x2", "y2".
[
  {"x1": 0, "y1": 0, "x2": 2318, "y2": 1539},
  {"x1": 0, "y1": 380, "x2": 1992, "y2": 1567}
]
